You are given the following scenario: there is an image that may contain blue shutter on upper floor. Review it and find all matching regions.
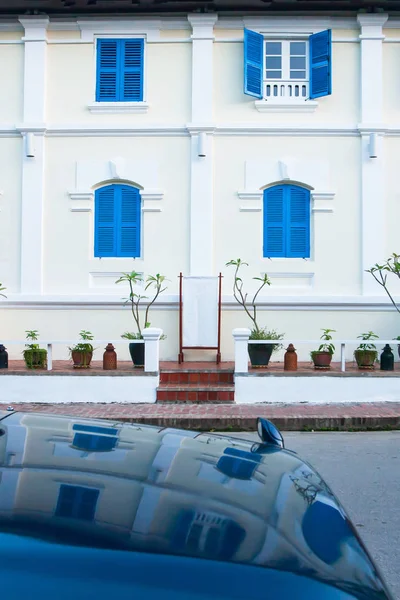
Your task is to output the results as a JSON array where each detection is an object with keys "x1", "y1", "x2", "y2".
[
  {"x1": 288, "y1": 186, "x2": 310, "y2": 258},
  {"x1": 96, "y1": 39, "x2": 118, "y2": 101},
  {"x1": 117, "y1": 186, "x2": 141, "y2": 257},
  {"x1": 309, "y1": 29, "x2": 332, "y2": 99},
  {"x1": 95, "y1": 186, "x2": 116, "y2": 257},
  {"x1": 121, "y1": 39, "x2": 144, "y2": 101},
  {"x1": 244, "y1": 29, "x2": 263, "y2": 99},
  {"x1": 263, "y1": 186, "x2": 285, "y2": 257}
]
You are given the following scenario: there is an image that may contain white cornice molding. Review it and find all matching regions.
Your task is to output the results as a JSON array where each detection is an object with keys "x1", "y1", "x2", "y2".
[
  {"x1": 237, "y1": 190, "x2": 263, "y2": 201},
  {"x1": 255, "y1": 100, "x2": 318, "y2": 114},
  {"x1": 188, "y1": 14, "x2": 218, "y2": 40},
  {"x1": 186, "y1": 124, "x2": 216, "y2": 135},
  {"x1": 18, "y1": 16, "x2": 49, "y2": 41},
  {"x1": 311, "y1": 191, "x2": 335, "y2": 202},
  {"x1": 68, "y1": 188, "x2": 164, "y2": 213},
  {"x1": 243, "y1": 16, "x2": 357, "y2": 33},
  {"x1": 140, "y1": 190, "x2": 164, "y2": 202},
  {"x1": 77, "y1": 18, "x2": 162, "y2": 42},
  {"x1": 87, "y1": 102, "x2": 149, "y2": 115}
]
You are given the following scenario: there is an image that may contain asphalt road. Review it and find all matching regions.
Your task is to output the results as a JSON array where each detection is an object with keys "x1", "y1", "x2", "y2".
[{"x1": 221, "y1": 431, "x2": 400, "y2": 599}]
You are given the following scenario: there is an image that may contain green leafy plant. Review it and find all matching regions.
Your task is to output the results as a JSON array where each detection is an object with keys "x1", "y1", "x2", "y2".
[
  {"x1": 0, "y1": 283, "x2": 6, "y2": 299},
  {"x1": 310, "y1": 329, "x2": 336, "y2": 358},
  {"x1": 115, "y1": 271, "x2": 167, "y2": 339},
  {"x1": 23, "y1": 330, "x2": 47, "y2": 369},
  {"x1": 69, "y1": 330, "x2": 94, "y2": 354},
  {"x1": 367, "y1": 254, "x2": 400, "y2": 315},
  {"x1": 226, "y1": 258, "x2": 284, "y2": 352},
  {"x1": 356, "y1": 331, "x2": 379, "y2": 352}
]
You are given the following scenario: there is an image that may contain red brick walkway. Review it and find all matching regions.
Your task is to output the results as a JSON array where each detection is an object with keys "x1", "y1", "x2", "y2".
[{"x1": 1, "y1": 402, "x2": 399, "y2": 431}]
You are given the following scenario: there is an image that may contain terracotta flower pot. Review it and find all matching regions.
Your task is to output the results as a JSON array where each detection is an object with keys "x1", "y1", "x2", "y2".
[
  {"x1": 354, "y1": 350, "x2": 377, "y2": 370},
  {"x1": 71, "y1": 350, "x2": 93, "y2": 369},
  {"x1": 311, "y1": 351, "x2": 332, "y2": 370}
]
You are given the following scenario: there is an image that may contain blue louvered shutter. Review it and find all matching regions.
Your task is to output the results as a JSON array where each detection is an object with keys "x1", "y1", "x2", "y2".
[
  {"x1": 95, "y1": 186, "x2": 116, "y2": 257},
  {"x1": 263, "y1": 186, "x2": 285, "y2": 257},
  {"x1": 309, "y1": 30, "x2": 332, "y2": 99},
  {"x1": 96, "y1": 39, "x2": 118, "y2": 101},
  {"x1": 288, "y1": 186, "x2": 310, "y2": 258},
  {"x1": 121, "y1": 40, "x2": 144, "y2": 101},
  {"x1": 244, "y1": 29, "x2": 263, "y2": 99},
  {"x1": 116, "y1": 186, "x2": 141, "y2": 257}
]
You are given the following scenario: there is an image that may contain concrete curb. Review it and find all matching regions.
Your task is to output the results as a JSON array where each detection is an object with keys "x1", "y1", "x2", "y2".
[
  {"x1": 113, "y1": 414, "x2": 400, "y2": 431},
  {"x1": 2, "y1": 402, "x2": 400, "y2": 431}
]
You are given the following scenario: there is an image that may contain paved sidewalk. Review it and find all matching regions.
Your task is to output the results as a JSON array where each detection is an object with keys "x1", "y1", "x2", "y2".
[{"x1": 1, "y1": 402, "x2": 400, "y2": 431}]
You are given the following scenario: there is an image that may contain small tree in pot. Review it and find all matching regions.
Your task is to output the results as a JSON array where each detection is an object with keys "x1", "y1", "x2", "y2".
[
  {"x1": 354, "y1": 331, "x2": 379, "y2": 370},
  {"x1": 310, "y1": 329, "x2": 336, "y2": 370},
  {"x1": 367, "y1": 255, "x2": 400, "y2": 359},
  {"x1": 226, "y1": 259, "x2": 283, "y2": 367},
  {"x1": 116, "y1": 271, "x2": 167, "y2": 368},
  {"x1": 0, "y1": 283, "x2": 6, "y2": 299},
  {"x1": 69, "y1": 330, "x2": 94, "y2": 369},
  {"x1": 23, "y1": 330, "x2": 47, "y2": 369}
]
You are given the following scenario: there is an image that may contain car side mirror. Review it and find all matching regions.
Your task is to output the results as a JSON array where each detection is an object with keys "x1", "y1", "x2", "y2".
[{"x1": 257, "y1": 418, "x2": 284, "y2": 448}]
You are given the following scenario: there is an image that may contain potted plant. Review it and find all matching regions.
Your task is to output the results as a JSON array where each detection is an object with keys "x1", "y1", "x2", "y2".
[
  {"x1": 310, "y1": 329, "x2": 336, "y2": 370},
  {"x1": 226, "y1": 259, "x2": 284, "y2": 367},
  {"x1": 69, "y1": 330, "x2": 94, "y2": 369},
  {"x1": 23, "y1": 330, "x2": 47, "y2": 369},
  {"x1": 393, "y1": 336, "x2": 400, "y2": 360},
  {"x1": 115, "y1": 271, "x2": 167, "y2": 368},
  {"x1": 0, "y1": 283, "x2": 6, "y2": 299},
  {"x1": 354, "y1": 331, "x2": 379, "y2": 370}
]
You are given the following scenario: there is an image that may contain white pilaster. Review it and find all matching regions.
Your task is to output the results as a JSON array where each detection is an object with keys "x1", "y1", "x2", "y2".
[
  {"x1": 18, "y1": 17, "x2": 49, "y2": 295},
  {"x1": 188, "y1": 14, "x2": 217, "y2": 276},
  {"x1": 233, "y1": 328, "x2": 250, "y2": 374},
  {"x1": 357, "y1": 14, "x2": 387, "y2": 295},
  {"x1": 142, "y1": 328, "x2": 162, "y2": 373}
]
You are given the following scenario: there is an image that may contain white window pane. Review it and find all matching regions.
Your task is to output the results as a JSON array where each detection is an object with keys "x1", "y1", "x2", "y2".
[
  {"x1": 290, "y1": 56, "x2": 306, "y2": 70},
  {"x1": 266, "y1": 56, "x2": 281, "y2": 69},
  {"x1": 266, "y1": 70, "x2": 282, "y2": 79},
  {"x1": 290, "y1": 70, "x2": 306, "y2": 79},
  {"x1": 290, "y1": 41, "x2": 306, "y2": 55},
  {"x1": 265, "y1": 42, "x2": 281, "y2": 55}
]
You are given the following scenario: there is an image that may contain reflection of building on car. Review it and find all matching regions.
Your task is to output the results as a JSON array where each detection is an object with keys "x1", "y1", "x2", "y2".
[{"x1": 0, "y1": 411, "x2": 394, "y2": 599}]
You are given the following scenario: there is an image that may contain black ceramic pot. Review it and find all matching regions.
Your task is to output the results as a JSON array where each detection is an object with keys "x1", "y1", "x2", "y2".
[
  {"x1": 248, "y1": 343, "x2": 274, "y2": 368},
  {"x1": 129, "y1": 342, "x2": 145, "y2": 368}
]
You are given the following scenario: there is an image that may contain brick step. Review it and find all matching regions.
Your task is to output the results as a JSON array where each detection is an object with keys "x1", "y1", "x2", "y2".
[
  {"x1": 156, "y1": 383, "x2": 235, "y2": 403},
  {"x1": 160, "y1": 371, "x2": 234, "y2": 385}
]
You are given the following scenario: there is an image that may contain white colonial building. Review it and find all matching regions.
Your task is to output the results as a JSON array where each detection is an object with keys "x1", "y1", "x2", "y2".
[{"x1": 0, "y1": 0, "x2": 400, "y2": 361}]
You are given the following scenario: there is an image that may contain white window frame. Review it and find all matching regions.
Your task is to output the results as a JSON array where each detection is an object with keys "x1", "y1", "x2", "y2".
[
  {"x1": 87, "y1": 33, "x2": 150, "y2": 114},
  {"x1": 255, "y1": 34, "x2": 318, "y2": 113}
]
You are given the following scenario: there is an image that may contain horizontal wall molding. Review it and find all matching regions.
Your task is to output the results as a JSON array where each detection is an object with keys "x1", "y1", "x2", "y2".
[
  {"x1": 0, "y1": 294, "x2": 397, "y2": 312},
  {"x1": 1, "y1": 123, "x2": 400, "y2": 139}
]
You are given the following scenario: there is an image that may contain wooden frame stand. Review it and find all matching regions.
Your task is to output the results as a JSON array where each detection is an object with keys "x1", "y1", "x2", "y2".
[{"x1": 178, "y1": 273, "x2": 222, "y2": 364}]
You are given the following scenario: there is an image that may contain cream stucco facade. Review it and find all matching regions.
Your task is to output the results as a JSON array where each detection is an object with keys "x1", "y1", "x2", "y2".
[{"x1": 1, "y1": 12, "x2": 400, "y2": 361}]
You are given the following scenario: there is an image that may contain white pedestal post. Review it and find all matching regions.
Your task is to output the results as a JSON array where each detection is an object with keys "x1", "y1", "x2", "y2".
[
  {"x1": 357, "y1": 14, "x2": 388, "y2": 295},
  {"x1": 233, "y1": 328, "x2": 251, "y2": 374},
  {"x1": 187, "y1": 15, "x2": 217, "y2": 276},
  {"x1": 143, "y1": 328, "x2": 163, "y2": 373},
  {"x1": 18, "y1": 17, "x2": 49, "y2": 295}
]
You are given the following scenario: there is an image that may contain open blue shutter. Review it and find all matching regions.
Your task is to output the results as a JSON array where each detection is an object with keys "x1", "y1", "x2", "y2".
[
  {"x1": 309, "y1": 29, "x2": 332, "y2": 99},
  {"x1": 121, "y1": 40, "x2": 144, "y2": 101},
  {"x1": 117, "y1": 186, "x2": 141, "y2": 257},
  {"x1": 95, "y1": 186, "x2": 116, "y2": 257},
  {"x1": 244, "y1": 29, "x2": 263, "y2": 99},
  {"x1": 96, "y1": 40, "x2": 118, "y2": 101},
  {"x1": 263, "y1": 187, "x2": 285, "y2": 257},
  {"x1": 288, "y1": 186, "x2": 310, "y2": 258}
]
